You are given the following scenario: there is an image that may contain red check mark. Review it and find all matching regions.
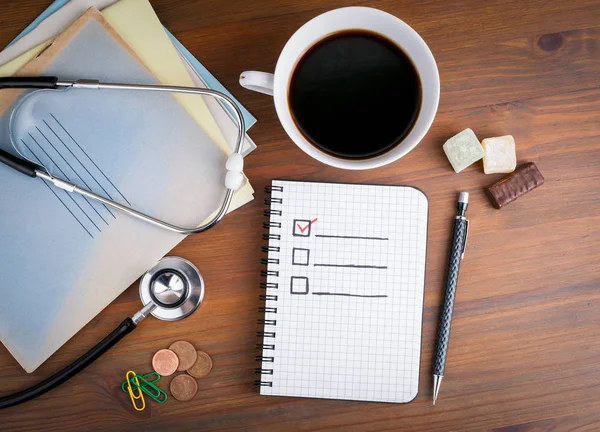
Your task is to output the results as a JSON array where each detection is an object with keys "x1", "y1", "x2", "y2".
[{"x1": 297, "y1": 218, "x2": 318, "y2": 233}]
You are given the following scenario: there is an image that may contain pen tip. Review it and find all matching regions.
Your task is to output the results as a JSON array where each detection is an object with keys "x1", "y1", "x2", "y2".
[{"x1": 433, "y1": 374, "x2": 443, "y2": 406}]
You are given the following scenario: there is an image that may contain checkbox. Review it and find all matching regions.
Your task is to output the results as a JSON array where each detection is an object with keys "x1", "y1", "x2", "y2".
[
  {"x1": 293, "y1": 219, "x2": 312, "y2": 237},
  {"x1": 292, "y1": 248, "x2": 310, "y2": 266},
  {"x1": 290, "y1": 276, "x2": 309, "y2": 295}
]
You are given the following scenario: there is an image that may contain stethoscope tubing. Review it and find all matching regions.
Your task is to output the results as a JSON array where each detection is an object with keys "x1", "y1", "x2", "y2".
[
  {"x1": 0, "y1": 317, "x2": 137, "y2": 409},
  {"x1": 1, "y1": 277, "x2": 170, "y2": 409}
]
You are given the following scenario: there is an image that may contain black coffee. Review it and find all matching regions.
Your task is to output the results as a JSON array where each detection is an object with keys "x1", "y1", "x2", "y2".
[{"x1": 289, "y1": 30, "x2": 421, "y2": 159}]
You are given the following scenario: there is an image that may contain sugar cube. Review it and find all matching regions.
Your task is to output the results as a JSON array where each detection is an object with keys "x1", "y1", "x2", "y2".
[
  {"x1": 443, "y1": 128, "x2": 485, "y2": 173},
  {"x1": 482, "y1": 135, "x2": 517, "y2": 174}
]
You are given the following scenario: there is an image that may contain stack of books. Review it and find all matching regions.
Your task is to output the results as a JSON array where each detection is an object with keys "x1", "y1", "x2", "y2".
[{"x1": 0, "y1": 0, "x2": 256, "y2": 373}]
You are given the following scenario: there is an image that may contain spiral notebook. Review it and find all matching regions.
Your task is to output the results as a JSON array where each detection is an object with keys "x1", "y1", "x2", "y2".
[{"x1": 258, "y1": 180, "x2": 429, "y2": 403}]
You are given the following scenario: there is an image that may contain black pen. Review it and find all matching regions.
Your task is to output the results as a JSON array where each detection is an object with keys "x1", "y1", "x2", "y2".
[{"x1": 433, "y1": 191, "x2": 470, "y2": 405}]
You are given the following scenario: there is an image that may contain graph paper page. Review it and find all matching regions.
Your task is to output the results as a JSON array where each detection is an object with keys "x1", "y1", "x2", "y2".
[{"x1": 260, "y1": 180, "x2": 428, "y2": 403}]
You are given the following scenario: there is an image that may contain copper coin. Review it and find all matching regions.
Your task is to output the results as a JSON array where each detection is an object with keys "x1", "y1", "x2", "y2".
[
  {"x1": 152, "y1": 349, "x2": 179, "y2": 376},
  {"x1": 168, "y1": 340, "x2": 198, "y2": 371},
  {"x1": 186, "y1": 350, "x2": 213, "y2": 378},
  {"x1": 170, "y1": 374, "x2": 198, "y2": 401}
]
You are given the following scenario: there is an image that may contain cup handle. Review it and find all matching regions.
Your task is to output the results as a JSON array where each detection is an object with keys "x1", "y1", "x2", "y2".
[{"x1": 239, "y1": 71, "x2": 274, "y2": 96}]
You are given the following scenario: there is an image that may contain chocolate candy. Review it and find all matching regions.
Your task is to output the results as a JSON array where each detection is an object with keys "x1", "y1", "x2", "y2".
[{"x1": 485, "y1": 162, "x2": 544, "y2": 208}]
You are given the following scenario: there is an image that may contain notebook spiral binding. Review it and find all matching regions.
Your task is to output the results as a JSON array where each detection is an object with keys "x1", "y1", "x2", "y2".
[{"x1": 255, "y1": 184, "x2": 284, "y2": 388}]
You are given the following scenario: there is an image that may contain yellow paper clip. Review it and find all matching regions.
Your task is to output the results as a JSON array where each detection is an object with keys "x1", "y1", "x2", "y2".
[{"x1": 125, "y1": 370, "x2": 145, "y2": 411}]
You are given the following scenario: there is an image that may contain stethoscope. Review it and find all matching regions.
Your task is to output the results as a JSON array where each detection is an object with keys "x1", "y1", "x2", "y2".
[
  {"x1": 0, "y1": 76, "x2": 246, "y2": 234},
  {"x1": 0, "y1": 77, "x2": 246, "y2": 409},
  {"x1": 0, "y1": 256, "x2": 206, "y2": 409}
]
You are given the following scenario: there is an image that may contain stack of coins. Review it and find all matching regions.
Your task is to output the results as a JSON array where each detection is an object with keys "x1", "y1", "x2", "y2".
[{"x1": 151, "y1": 340, "x2": 213, "y2": 402}]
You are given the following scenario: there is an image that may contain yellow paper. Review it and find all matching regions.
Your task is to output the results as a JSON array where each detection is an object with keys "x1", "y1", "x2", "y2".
[{"x1": 0, "y1": 41, "x2": 51, "y2": 77}]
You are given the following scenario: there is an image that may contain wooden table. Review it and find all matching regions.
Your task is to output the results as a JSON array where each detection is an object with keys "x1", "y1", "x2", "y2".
[{"x1": 1, "y1": 0, "x2": 599, "y2": 430}]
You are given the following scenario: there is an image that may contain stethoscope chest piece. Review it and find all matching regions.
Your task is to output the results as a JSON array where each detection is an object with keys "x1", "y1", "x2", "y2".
[{"x1": 139, "y1": 257, "x2": 204, "y2": 321}]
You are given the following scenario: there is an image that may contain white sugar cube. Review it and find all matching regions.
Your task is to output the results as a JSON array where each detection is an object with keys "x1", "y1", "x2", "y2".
[
  {"x1": 443, "y1": 128, "x2": 485, "y2": 173},
  {"x1": 482, "y1": 135, "x2": 517, "y2": 174}
]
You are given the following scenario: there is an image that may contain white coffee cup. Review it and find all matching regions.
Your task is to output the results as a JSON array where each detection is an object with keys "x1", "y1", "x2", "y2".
[{"x1": 239, "y1": 7, "x2": 439, "y2": 170}]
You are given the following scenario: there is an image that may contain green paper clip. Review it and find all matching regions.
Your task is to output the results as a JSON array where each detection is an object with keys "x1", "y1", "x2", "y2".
[
  {"x1": 136, "y1": 371, "x2": 161, "y2": 385},
  {"x1": 121, "y1": 372, "x2": 168, "y2": 404}
]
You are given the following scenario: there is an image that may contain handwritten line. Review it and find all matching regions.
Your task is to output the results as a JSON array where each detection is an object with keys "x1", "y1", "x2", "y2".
[
  {"x1": 43, "y1": 119, "x2": 117, "y2": 219},
  {"x1": 28, "y1": 134, "x2": 101, "y2": 233},
  {"x1": 312, "y1": 292, "x2": 388, "y2": 298},
  {"x1": 315, "y1": 234, "x2": 389, "y2": 241},
  {"x1": 314, "y1": 263, "x2": 388, "y2": 269},
  {"x1": 22, "y1": 142, "x2": 93, "y2": 238},
  {"x1": 50, "y1": 113, "x2": 131, "y2": 205},
  {"x1": 36, "y1": 127, "x2": 110, "y2": 225}
]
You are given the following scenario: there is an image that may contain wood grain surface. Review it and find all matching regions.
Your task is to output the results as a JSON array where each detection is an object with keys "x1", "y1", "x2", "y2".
[{"x1": 1, "y1": 0, "x2": 599, "y2": 431}]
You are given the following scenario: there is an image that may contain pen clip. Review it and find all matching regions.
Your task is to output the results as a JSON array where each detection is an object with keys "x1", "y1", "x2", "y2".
[{"x1": 460, "y1": 219, "x2": 469, "y2": 260}]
